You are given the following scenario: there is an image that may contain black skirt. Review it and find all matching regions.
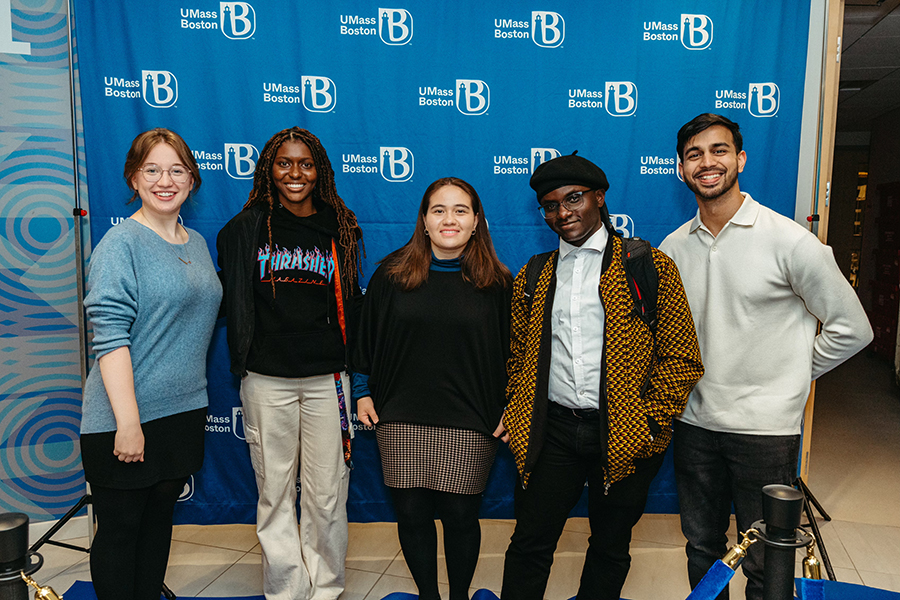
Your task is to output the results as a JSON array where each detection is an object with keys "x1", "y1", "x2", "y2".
[
  {"x1": 376, "y1": 422, "x2": 498, "y2": 494},
  {"x1": 80, "y1": 408, "x2": 206, "y2": 489}
]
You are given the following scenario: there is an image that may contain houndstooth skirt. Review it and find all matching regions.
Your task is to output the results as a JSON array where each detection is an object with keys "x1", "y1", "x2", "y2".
[{"x1": 376, "y1": 422, "x2": 498, "y2": 494}]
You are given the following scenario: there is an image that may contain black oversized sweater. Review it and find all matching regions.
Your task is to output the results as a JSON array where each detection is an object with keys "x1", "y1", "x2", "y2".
[
  {"x1": 246, "y1": 205, "x2": 344, "y2": 377},
  {"x1": 217, "y1": 202, "x2": 362, "y2": 378},
  {"x1": 355, "y1": 264, "x2": 510, "y2": 435}
]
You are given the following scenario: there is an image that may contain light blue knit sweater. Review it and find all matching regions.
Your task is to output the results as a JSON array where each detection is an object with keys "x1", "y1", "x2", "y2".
[{"x1": 81, "y1": 218, "x2": 222, "y2": 434}]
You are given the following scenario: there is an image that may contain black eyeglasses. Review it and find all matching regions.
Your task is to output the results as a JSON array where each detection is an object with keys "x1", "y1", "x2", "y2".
[{"x1": 538, "y1": 190, "x2": 589, "y2": 219}]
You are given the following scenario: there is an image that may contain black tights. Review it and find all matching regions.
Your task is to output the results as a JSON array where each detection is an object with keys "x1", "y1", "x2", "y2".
[
  {"x1": 89, "y1": 478, "x2": 186, "y2": 600},
  {"x1": 390, "y1": 487, "x2": 483, "y2": 600}
]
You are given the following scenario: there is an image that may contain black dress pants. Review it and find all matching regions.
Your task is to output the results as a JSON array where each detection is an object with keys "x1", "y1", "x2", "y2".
[{"x1": 502, "y1": 403, "x2": 664, "y2": 600}]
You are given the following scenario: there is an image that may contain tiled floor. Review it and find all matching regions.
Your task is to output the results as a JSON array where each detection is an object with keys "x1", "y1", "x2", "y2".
[{"x1": 38, "y1": 352, "x2": 900, "y2": 599}]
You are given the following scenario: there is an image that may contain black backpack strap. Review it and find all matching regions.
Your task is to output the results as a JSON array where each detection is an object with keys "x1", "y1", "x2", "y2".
[
  {"x1": 621, "y1": 237, "x2": 659, "y2": 334},
  {"x1": 622, "y1": 237, "x2": 660, "y2": 399},
  {"x1": 523, "y1": 251, "x2": 554, "y2": 308}
]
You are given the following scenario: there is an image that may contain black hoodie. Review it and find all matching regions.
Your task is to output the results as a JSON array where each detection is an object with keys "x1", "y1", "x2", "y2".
[{"x1": 217, "y1": 202, "x2": 362, "y2": 378}]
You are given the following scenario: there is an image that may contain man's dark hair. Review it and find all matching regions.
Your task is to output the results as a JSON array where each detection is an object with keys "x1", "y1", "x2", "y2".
[{"x1": 676, "y1": 113, "x2": 743, "y2": 160}]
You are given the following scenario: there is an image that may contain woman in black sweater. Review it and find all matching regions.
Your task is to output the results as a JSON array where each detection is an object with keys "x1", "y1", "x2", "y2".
[
  {"x1": 217, "y1": 127, "x2": 363, "y2": 600},
  {"x1": 355, "y1": 177, "x2": 511, "y2": 600}
]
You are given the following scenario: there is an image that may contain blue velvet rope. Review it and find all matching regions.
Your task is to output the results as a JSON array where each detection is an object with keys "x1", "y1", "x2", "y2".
[
  {"x1": 686, "y1": 560, "x2": 736, "y2": 600},
  {"x1": 796, "y1": 577, "x2": 900, "y2": 599}
]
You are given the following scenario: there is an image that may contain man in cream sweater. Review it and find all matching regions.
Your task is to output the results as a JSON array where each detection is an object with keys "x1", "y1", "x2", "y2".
[{"x1": 660, "y1": 113, "x2": 873, "y2": 600}]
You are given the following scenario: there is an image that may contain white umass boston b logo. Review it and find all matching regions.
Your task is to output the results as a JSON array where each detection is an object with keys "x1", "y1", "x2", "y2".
[
  {"x1": 380, "y1": 147, "x2": 414, "y2": 182},
  {"x1": 142, "y1": 71, "x2": 178, "y2": 108},
  {"x1": 610, "y1": 214, "x2": 635, "y2": 238},
  {"x1": 220, "y1": 2, "x2": 255, "y2": 39},
  {"x1": 680, "y1": 14, "x2": 712, "y2": 50},
  {"x1": 302, "y1": 76, "x2": 337, "y2": 113},
  {"x1": 224, "y1": 143, "x2": 259, "y2": 179},
  {"x1": 456, "y1": 80, "x2": 490, "y2": 116},
  {"x1": 531, "y1": 11, "x2": 564, "y2": 48},
  {"x1": 379, "y1": 8, "x2": 413, "y2": 45},
  {"x1": 531, "y1": 148, "x2": 561, "y2": 173},
  {"x1": 605, "y1": 82, "x2": 637, "y2": 117},
  {"x1": 749, "y1": 83, "x2": 779, "y2": 117}
]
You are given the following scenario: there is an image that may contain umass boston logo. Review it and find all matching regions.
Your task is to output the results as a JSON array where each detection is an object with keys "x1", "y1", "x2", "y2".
[
  {"x1": 456, "y1": 80, "x2": 490, "y2": 116},
  {"x1": 379, "y1": 9, "x2": 413, "y2": 45},
  {"x1": 417, "y1": 79, "x2": 489, "y2": 114},
  {"x1": 302, "y1": 76, "x2": 337, "y2": 112},
  {"x1": 178, "y1": 3, "x2": 256, "y2": 39},
  {"x1": 142, "y1": 70, "x2": 178, "y2": 108},
  {"x1": 224, "y1": 143, "x2": 260, "y2": 179},
  {"x1": 610, "y1": 214, "x2": 636, "y2": 237},
  {"x1": 492, "y1": 148, "x2": 560, "y2": 175},
  {"x1": 380, "y1": 147, "x2": 414, "y2": 182},
  {"x1": 341, "y1": 146, "x2": 414, "y2": 182},
  {"x1": 220, "y1": 2, "x2": 255, "y2": 39},
  {"x1": 643, "y1": 13, "x2": 712, "y2": 50},
  {"x1": 338, "y1": 8, "x2": 413, "y2": 45},
  {"x1": 606, "y1": 82, "x2": 638, "y2": 117},
  {"x1": 566, "y1": 83, "x2": 638, "y2": 116},
  {"x1": 531, "y1": 11, "x2": 564, "y2": 48},
  {"x1": 714, "y1": 83, "x2": 780, "y2": 117},
  {"x1": 680, "y1": 14, "x2": 712, "y2": 50},
  {"x1": 262, "y1": 78, "x2": 337, "y2": 112},
  {"x1": 748, "y1": 83, "x2": 780, "y2": 117},
  {"x1": 493, "y1": 11, "x2": 565, "y2": 48}
]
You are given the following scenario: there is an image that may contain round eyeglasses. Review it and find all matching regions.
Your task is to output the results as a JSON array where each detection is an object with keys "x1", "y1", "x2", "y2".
[
  {"x1": 138, "y1": 164, "x2": 191, "y2": 184},
  {"x1": 538, "y1": 190, "x2": 588, "y2": 219}
]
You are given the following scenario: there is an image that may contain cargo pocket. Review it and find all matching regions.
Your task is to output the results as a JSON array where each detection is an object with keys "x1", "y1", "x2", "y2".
[{"x1": 243, "y1": 421, "x2": 264, "y2": 490}]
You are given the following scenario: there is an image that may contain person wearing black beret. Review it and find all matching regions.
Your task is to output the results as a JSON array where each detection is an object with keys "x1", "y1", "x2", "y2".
[{"x1": 498, "y1": 152, "x2": 704, "y2": 600}]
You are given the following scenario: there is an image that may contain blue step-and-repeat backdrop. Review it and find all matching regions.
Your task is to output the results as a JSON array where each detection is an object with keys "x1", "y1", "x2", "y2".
[{"x1": 72, "y1": 1, "x2": 812, "y2": 523}]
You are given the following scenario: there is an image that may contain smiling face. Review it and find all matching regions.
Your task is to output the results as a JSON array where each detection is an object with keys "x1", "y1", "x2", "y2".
[
  {"x1": 130, "y1": 143, "x2": 193, "y2": 219},
  {"x1": 423, "y1": 184, "x2": 479, "y2": 260},
  {"x1": 272, "y1": 140, "x2": 318, "y2": 217},
  {"x1": 540, "y1": 185, "x2": 605, "y2": 247},
  {"x1": 679, "y1": 125, "x2": 746, "y2": 203}
]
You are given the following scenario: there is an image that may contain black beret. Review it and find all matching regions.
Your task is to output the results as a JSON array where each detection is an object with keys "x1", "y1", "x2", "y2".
[{"x1": 529, "y1": 152, "x2": 609, "y2": 200}]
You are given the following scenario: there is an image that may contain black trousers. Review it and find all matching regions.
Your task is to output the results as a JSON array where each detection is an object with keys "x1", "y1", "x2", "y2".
[
  {"x1": 89, "y1": 478, "x2": 186, "y2": 600},
  {"x1": 502, "y1": 404, "x2": 664, "y2": 600}
]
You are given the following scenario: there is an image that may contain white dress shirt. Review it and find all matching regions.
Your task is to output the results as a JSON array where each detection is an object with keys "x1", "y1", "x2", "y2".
[{"x1": 548, "y1": 226, "x2": 609, "y2": 409}]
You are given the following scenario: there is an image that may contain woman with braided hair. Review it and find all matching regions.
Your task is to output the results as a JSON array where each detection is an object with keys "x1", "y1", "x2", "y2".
[{"x1": 217, "y1": 127, "x2": 363, "y2": 600}]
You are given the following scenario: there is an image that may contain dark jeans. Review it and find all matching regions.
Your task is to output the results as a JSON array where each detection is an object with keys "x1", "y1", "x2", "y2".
[
  {"x1": 673, "y1": 420, "x2": 800, "y2": 600},
  {"x1": 90, "y1": 478, "x2": 187, "y2": 600},
  {"x1": 502, "y1": 403, "x2": 664, "y2": 600}
]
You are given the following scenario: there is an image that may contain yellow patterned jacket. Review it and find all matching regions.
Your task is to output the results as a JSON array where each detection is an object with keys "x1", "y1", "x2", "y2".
[{"x1": 503, "y1": 234, "x2": 703, "y2": 489}]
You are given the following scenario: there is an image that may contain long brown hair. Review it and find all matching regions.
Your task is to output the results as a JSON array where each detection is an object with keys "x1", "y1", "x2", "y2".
[
  {"x1": 243, "y1": 127, "x2": 363, "y2": 297},
  {"x1": 381, "y1": 177, "x2": 511, "y2": 291},
  {"x1": 123, "y1": 128, "x2": 201, "y2": 204}
]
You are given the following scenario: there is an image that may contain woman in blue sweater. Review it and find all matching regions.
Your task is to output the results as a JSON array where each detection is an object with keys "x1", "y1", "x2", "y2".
[
  {"x1": 80, "y1": 128, "x2": 222, "y2": 600},
  {"x1": 355, "y1": 177, "x2": 511, "y2": 600}
]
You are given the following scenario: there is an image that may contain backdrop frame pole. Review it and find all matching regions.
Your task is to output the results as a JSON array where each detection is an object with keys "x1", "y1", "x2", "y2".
[{"x1": 64, "y1": 0, "x2": 93, "y2": 545}]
